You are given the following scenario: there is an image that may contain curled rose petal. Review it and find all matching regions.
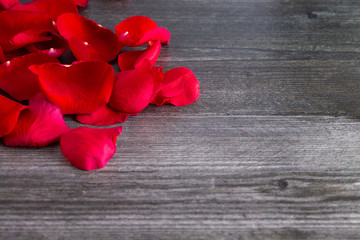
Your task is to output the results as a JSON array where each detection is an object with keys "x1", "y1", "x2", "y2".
[
  {"x1": 0, "y1": 0, "x2": 18, "y2": 9},
  {"x1": 60, "y1": 126, "x2": 122, "y2": 171},
  {"x1": 118, "y1": 40, "x2": 161, "y2": 71},
  {"x1": 32, "y1": 61, "x2": 115, "y2": 114},
  {"x1": 151, "y1": 67, "x2": 200, "y2": 106},
  {"x1": 0, "y1": 52, "x2": 59, "y2": 101},
  {"x1": 71, "y1": 0, "x2": 88, "y2": 7},
  {"x1": 57, "y1": 13, "x2": 122, "y2": 62},
  {"x1": 115, "y1": 16, "x2": 170, "y2": 47},
  {"x1": 76, "y1": 105, "x2": 135, "y2": 126},
  {"x1": 0, "y1": 10, "x2": 54, "y2": 52},
  {"x1": 26, "y1": 33, "x2": 68, "y2": 57},
  {"x1": 109, "y1": 61, "x2": 155, "y2": 114},
  {"x1": 0, "y1": 94, "x2": 27, "y2": 137},
  {"x1": 11, "y1": 0, "x2": 78, "y2": 21},
  {"x1": 3, "y1": 98, "x2": 70, "y2": 147}
]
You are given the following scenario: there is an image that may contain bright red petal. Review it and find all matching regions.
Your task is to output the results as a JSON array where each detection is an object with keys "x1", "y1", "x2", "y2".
[
  {"x1": 71, "y1": 0, "x2": 88, "y2": 7},
  {"x1": 151, "y1": 67, "x2": 200, "y2": 106},
  {"x1": 109, "y1": 62, "x2": 155, "y2": 114},
  {"x1": 3, "y1": 98, "x2": 70, "y2": 147},
  {"x1": 0, "y1": 10, "x2": 54, "y2": 52},
  {"x1": 115, "y1": 16, "x2": 170, "y2": 47},
  {"x1": 0, "y1": 52, "x2": 59, "y2": 101},
  {"x1": 60, "y1": 126, "x2": 122, "y2": 171},
  {"x1": 0, "y1": 94, "x2": 27, "y2": 137},
  {"x1": 33, "y1": 61, "x2": 114, "y2": 114},
  {"x1": 11, "y1": 0, "x2": 78, "y2": 21},
  {"x1": 76, "y1": 105, "x2": 135, "y2": 126},
  {"x1": 26, "y1": 33, "x2": 68, "y2": 57},
  {"x1": 57, "y1": 13, "x2": 122, "y2": 62},
  {"x1": 0, "y1": 0, "x2": 18, "y2": 9},
  {"x1": 118, "y1": 40, "x2": 161, "y2": 71}
]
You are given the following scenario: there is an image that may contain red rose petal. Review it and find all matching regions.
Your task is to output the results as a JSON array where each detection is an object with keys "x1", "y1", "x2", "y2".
[
  {"x1": 3, "y1": 98, "x2": 70, "y2": 147},
  {"x1": 76, "y1": 105, "x2": 135, "y2": 126},
  {"x1": 0, "y1": 10, "x2": 54, "y2": 52},
  {"x1": 0, "y1": 94, "x2": 27, "y2": 137},
  {"x1": 115, "y1": 16, "x2": 170, "y2": 47},
  {"x1": 0, "y1": 46, "x2": 4, "y2": 62},
  {"x1": 32, "y1": 61, "x2": 115, "y2": 114},
  {"x1": 151, "y1": 67, "x2": 200, "y2": 106},
  {"x1": 109, "y1": 62, "x2": 155, "y2": 114},
  {"x1": 71, "y1": 0, "x2": 88, "y2": 7},
  {"x1": 11, "y1": 0, "x2": 78, "y2": 21},
  {"x1": 0, "y1": 0, "x2": 18, "y2": 9},
  {"x1": 118, "y1": 40, "x2": 161, "y2": 71},
  {"x1": 0, "y1": 48, "x2": 30, "y2": 63},
  {"x1": 0, "y1": 52, "x2": 59, "y2": 101},
  {"x1": 60, "y1": 126, "x2": 122, "y2": 171},
  {"x1": 26, "y1": 33, "x2": 68, "y2": 57},
  {"x1": 57, "y1": 13, "x2": 122, "y2": 62}
]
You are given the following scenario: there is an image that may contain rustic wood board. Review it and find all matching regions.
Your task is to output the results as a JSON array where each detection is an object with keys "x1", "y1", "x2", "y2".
[{"x1": 1, "y1": 0, "x2": 360, "y2": 239}]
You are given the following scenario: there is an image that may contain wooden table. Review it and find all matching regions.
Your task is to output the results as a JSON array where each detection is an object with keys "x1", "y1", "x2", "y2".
[{"x1": 1, "y1": 0, "x2": 360, "y2": 239}]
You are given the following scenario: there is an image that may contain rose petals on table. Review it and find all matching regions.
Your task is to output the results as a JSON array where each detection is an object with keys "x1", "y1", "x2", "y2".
[
  {"x1": 60, "y1": 126, "x2": 122, "y2": 171},
  {"x1": 0, "y1": 52, "x2": 59, "y2": 101},
  {"x1": 3, "y1": 98, "x2": 70, "y2": 147},
  {"x1": 11, "y1": 0, "x2": 78, "y2": 21},
  {"x1": 0, "y1": 94, "x2": 27, "y2": 138},
  {"x1": 57, "y1": 13, "x2": 122, "y2": 62},
  {"x1": 32, "y1": 61, "x2": 115, "y2": 114},
  {"x1": 115, "y1": 16, "x2": 170, "y2": 47},
  {"x1": 0, "y1": 10, "x2": 54, "y2": 52},
  {"x1": 151, "y1": 67, "x2": 200, "y2": 106},
  {"x1": 118, "y1": 40, "x2": 161, "y2": 71}
]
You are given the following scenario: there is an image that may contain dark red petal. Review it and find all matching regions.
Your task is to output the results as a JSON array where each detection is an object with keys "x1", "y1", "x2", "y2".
[
  {"x1": 0, "y1": 10, "x2": 54, "y2": 52},
  {"x1": 151, "y1": 67, "x2": 200, "y2": 106},
  {"x1": 118, "y1": 40, "x2": 161, "y2": 71},
  {"x1": 0, "y1": 46, "x2": 4, "y2": 62},
  {"x1": 26, "y1": 33, "x2": 68, "y2": 57},
  {"x1": 33, "y1": 61, "x2": 115, "y2": 114},
  {"x1": 3, "y1": 98, "x2": 70, "y2": 147},
  {"x1": 60, "y1": 126, "x2": 122, "y2": 171},
  {"x1": 115, "y1": 16, "x2": 170, "y2": 47},
  {"x1": 57, "y1": 13, "x2": 122, "y2": 62},
  {"x1": 109, "y1": 62, "x2": 155, "y2": 114},
  {"x1": 11, "y1": 0, "x2": 78, "y2": 21},
  {"x1": 71, "y1": 0, "x2": 88, "y2": 7},
  {"x1": 76, "y1": 105, "x2": 135, "y2": 126},
  {"x1": 0, "y1": 52, "x2": 59, "y2": 101},
  {"x1": 0, "y1": 94, "x2": 27, "y2": 137},
  {"x1": 0, "y1": 48, "x2": 30, "y2": 63},
  {"x1": 0, "y1": 0, "x2": 18, "y2": 9}
]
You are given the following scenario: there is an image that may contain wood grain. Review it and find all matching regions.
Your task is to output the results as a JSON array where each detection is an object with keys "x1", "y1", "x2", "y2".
[{"x1": 2, "y1": 0, "x2": 360, "y2": 239}]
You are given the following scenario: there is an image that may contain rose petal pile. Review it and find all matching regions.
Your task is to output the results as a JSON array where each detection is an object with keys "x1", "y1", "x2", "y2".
[{"x1": 0, "y1": 0, "x2": 200, "y2": 171}]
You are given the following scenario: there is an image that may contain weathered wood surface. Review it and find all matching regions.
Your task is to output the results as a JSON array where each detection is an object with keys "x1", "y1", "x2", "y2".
[{"x1": 2, "y1": 0, "x2": 360, "y2": 239}]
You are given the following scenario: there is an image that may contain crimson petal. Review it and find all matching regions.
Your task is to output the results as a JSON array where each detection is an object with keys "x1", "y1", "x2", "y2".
[
  {"x1": 115, "y1": 16, "x2": 170, "y2": 47},
  {"x1": 0, "y1": 94, "x2": 27, "y2": 137},
  {"x1": 26, "y1": 33, "x2": 68, "y2": 57},
  {"x1": 0, "y1": 52, "x2": 59, "y2": 101},
  {"x1": 0, "y1": 0, "x2": 18, "y2": 9},
  {"x1": 151, "y1": 67, "x2": 200, "y2": 106},
  {"x1": 57, "y1": 13, "x2": 122, "y2": 62},
  {"x1": 76, "y1": 105, "x2": 135, "y2": 126},
  {"x1": 3, "y1": 98, "x2": 70, "y2": 147},
  {"x1": 109, "y1": 62, "x2": 155, "y2": 114},
  {"x1": 118, "y1": 40, "x2": 161, "y2": 71},
  {"x1": 60, "y1": 126, "x2": 122, "y2": 171},
  {"x1": 32, "y1": 61, "x2": 115, "y2": 114}
]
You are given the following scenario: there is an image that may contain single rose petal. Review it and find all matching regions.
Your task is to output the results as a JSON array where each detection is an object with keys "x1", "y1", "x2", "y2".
[
  {"x1": 118, "y1": 40, "x2": 161, "y2": 71},
  {"x1": 3, "y1": 98, "x2": 70, "y2": 147},
  {"x1": 0, "y1": 52, "x2": 59, "y2": 101},
  {"x1": 76, "y1": 105, "x2": 135, "y2": 126},
  {"x1": 60, "y1": 126, "x2": 122, "y2": 171},
  {"x1": 151, "y1": 67, "x2": 200, "y2": 106},
  {"x1": 115, "y1": 16, "x2": 170, "y2": 47},
  {"x1": 0, "y1": 10, "x2": 54, "y2": 52},
  {"x1": 0, "y1": 48, "x2": 30, "y2": 63},
  {"x1": 71, "y1": 0, "x2": 88, "y2": 7},
  {"x1": 11, "y1": 0, "x2": 78, "y2": 21},
  {"x1": 0, "y1": 94, "x2": 27, "y2": 137},
  {"x1": 0, "y1": 0, "x2": 18, "y2": 9},
  {"x1": 32, "y1": 61, "x2": 114, "y2": 114},
  {"x1": 109, "y1": 62, "x2": 155, "y2": 114},
  {"x1": 26, "y1": 33, "x2": 68, "y2": 57},
  {"x1": 57, "y1": 13, "x2": 122, "y2": 62}
]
